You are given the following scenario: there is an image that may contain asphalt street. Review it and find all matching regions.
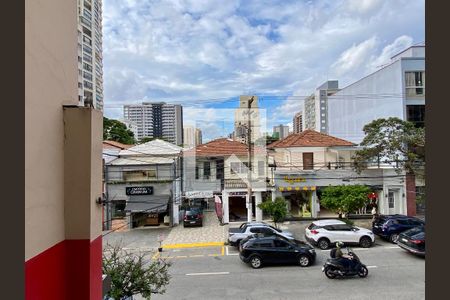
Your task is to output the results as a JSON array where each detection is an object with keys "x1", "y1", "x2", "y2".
[{"x1": 146, "y1": 241, "x2": 425, "y2": 300}]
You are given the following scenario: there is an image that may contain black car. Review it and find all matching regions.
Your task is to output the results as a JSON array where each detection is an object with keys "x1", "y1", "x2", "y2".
[
  {"x1": 183, "y1": 207, "x2": 203, "y2": 227},
  {"x1": 239, "y1": 236, "x2": 316, "y2": 269},
  {"x1": 372, "y1": 214, "x2": 424, "y2": 243},
  {"x1": 396, "y1": 226, "x2": 425, "y2": 256}
]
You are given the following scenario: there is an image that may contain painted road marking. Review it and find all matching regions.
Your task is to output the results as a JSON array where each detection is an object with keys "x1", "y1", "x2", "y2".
[
  {"x1": 367, "y1": 266, "x2": 378, "y2": 268},
  {"x1": 186, "y1": 272, "x2": 230, "y2": 276},
  {"x1": 189, "y1": 255, "x2": 204, "y2": 258},
  {"x1": 208, "y1": 254, "x2": 220, "y2": 257},
  {"x1": 225, "y1": 246, "x2": 229, "y2": 256},
  {"x1": 162, "y1": 242, "x2": 224, "y2": 249},
  {"x1": 221, "y1": 246, "x2": 225, "y2": 256},
  {"x1": 151, "y1": 252, "x2": 160, "y2": 260}
]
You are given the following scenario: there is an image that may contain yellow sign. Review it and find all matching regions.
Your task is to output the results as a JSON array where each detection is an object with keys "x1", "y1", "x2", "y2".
[{"x1": 283, "y1": 176, "x2": 306, "y2": 184}]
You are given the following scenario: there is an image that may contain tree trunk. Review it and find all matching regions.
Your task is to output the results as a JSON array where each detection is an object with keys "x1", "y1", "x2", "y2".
[{"x1": 405, "y1": 172, "x2": 417, "y2": 216}]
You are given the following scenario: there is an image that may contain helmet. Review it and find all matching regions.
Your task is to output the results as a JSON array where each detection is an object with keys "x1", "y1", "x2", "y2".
[{"x1": 336, "y1": 241, "x2": 344, "y2": 248}]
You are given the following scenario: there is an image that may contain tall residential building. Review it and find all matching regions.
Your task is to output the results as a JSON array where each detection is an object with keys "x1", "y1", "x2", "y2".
[
  {"x1": 273, "y1": 124, "x2": 290, "y2": 140},
  {"x1": 233, "y1": 95, "x2": 262, "y2": 144},
  {"x1": 123, "y1": 102, "x2": 184, "y2": 145},
  {"x1": 303, "y1": 80, "x2": 340, "y2": 133},
  {"x1": 328, "y1": 45, "x2": 425, "y2": 144},
  {"x1": 184, "y1": 126, "x2": 203, "y2": 148},
  {"x1": 293, "y1": 111, "x2": 303, "y2": 133},
  {"x1": 77, "y1": 0, "x2": 104, "y2": 111}
]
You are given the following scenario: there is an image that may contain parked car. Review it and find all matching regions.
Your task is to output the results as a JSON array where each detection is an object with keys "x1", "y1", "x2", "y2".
[
  {"x1": 239, "y1": 236, "x2": 316, "y2": 269},
  {"x1": 305, "y1": 219, "x2": 374, "y2": 250},
  {"x1": 396, "y1": 225, "x2": 425, "y2": 256},
  {"x1": 372, "y1": 214, "x2": 425, "y2": 243},
  {"x1": 183, "y1": 207, "x2": 203, "y2": 227},
  {"x1": 229, "y1": 222, "x2": 294, "y2": 246}
]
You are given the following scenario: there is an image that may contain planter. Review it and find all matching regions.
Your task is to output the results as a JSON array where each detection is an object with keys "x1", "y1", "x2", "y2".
[{"x1": 163, "y1": 215, "x2": 170, "y2": 225}]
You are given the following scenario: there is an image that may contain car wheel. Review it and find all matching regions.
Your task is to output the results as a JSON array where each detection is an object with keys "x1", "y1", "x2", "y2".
[
  {"x1": 318, "y1": 238, "x2": 330, "y2": 250},
  {"x1": 298, "y1": 254, "x2": 310, "y2": 267},
  {"x1": 389, "y1": 233, "x2": 399, "y2": 243},
  {"x1": 359, "y1": 236, "x2": 372, "y2": 248},
  {"x1": 358, "y1": 266, "x2": 369, "y2": 278},
  {"x1": 249, "y1": 255, "x2": 263, "y2": 269},
  {"x1": 235, "y1": 239, "x2": 242, "y2": 248}
]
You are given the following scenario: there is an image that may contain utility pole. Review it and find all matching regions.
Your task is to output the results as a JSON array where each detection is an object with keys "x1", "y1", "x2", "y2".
[{"x1": 247, "y1": 96, "x2": 254, "y2": 222}]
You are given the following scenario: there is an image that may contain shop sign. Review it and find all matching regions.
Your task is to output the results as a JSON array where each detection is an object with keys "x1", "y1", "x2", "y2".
[
  {"x1": 185, "y1": 191, "x2": 214, "y2": 199},
  {"x1": 126, "y1": 186, "x2": 153, "y2": 195},
  {"x1": 283, "y1": 176, "x2": 306, "y2": 184},
  {"x1": 229, "y1": 192, "x2": 247, "y2": 196}
]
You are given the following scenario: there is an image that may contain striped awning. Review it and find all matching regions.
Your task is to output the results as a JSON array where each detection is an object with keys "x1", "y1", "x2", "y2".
[{"x1": 278, "y1": 186, "x2": 316, "y2": 192}]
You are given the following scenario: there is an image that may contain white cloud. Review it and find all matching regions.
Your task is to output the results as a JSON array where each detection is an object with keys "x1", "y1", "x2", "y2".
[
  {"x1": 102, "y1": 0, "x2": 425, "y2": 136},
  {"x1": 330, "y1": 37, "x2": 378, "y2": 77},
  {"x1": 369, "y1": 35, "x2": 414, "y2": 71}
]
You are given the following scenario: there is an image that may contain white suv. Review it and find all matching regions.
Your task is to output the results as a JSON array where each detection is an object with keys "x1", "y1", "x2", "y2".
[{"x1": 305, "y1": 219, "x2": 374, "y2": 250}]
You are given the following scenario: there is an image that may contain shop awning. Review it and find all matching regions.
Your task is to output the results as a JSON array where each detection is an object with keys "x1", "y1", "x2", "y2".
[
  {"x1": 278, "y1": 186, "x2": 316, "y2": 192},
  {"x1": 124, "y1": 195, "x2": 170, "y2": 213}
]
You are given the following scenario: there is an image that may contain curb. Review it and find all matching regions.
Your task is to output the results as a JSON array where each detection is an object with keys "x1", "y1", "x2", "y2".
[{"x1": 162, "y1": 242, "x2": 225, "y2": 249}]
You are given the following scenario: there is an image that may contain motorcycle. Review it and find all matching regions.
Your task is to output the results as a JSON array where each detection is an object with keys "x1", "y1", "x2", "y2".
[{"x1": 322, "y1": 247, "x2": 368, "y2": 279}]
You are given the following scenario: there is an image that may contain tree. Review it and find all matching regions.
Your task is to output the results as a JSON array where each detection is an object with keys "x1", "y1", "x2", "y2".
[
  {"x1": 104, "y1": 117, "x2": 136, "y2": 145},
  {"x1": 320, "y1": 185, "x2": 372, "y2": 218},
  {"x1": 352, "y1": 117, "x2": 425, "y2": 179},
  {"x1": 103, "y1": 244, "x2": 171, "y2": 300},
  {"x1": 257, "y1": 196, "x2": 288, "y2": 228}
]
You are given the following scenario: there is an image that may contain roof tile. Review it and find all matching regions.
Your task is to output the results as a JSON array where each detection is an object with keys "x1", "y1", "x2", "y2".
[{"x1": 267, "y1": 130, "x2": 355, "y2": 148}]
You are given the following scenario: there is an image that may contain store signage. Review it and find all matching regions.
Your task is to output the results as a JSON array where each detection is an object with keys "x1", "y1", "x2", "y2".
[
  {"x1": 229, "y1": 192, "x2": 247, "y2": 196},
  {"x1": 283, "y1": 176, "x2": 306, "y2": 184},
  {"x1": 185, "y1": 191, "x2": 214, "y2": 199},
  {"x1": 126, "y1": 186, "x2": 153, "y2": 195}
]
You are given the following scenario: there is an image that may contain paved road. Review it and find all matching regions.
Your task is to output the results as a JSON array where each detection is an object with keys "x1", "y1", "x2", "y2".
[{"x1": 142, "y1": 241, "x2": 425, "y2": 300}]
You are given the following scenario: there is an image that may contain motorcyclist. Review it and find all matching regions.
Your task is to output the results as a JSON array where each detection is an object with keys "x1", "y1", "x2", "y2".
[{"x1": 334, "y1": 241, "x2": 353, "y2": 271}]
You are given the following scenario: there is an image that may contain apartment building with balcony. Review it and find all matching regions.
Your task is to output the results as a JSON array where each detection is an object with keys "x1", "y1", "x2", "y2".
[
  {"x1": 123, "y1": 102, "x2": 183, "y2": 145},
  {"x1": 77, "y1": 0, "x2": 104, "y2": 111},
  {"x1": 293, "y1": 111, "x2": 303, "y2": 133}
]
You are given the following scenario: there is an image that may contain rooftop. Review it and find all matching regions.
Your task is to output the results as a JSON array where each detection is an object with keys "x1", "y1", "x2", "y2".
[
  {"x1": 267, "y1": 130, "x2": 355, "y2": 148},
  {"x1": 119, "y1": 139, "x2": 182, "y2": 156}
]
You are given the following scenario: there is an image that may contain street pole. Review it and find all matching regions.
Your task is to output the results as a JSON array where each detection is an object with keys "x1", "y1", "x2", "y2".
[{"x1": 247, "y1": 96, "x2": 254, "y2": 222}]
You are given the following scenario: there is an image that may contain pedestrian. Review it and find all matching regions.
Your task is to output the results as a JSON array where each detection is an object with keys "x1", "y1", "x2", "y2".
[{"x1": 371, "y1": 202, "x2": 378, "y2": 221}]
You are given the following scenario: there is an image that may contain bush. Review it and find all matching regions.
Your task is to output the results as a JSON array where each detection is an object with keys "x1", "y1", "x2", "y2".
[
  {"x1": 258, "y1": 196, "x2": 288, "y2": 227},
  {"x1": 321, "y1": 185, "x2": 371, "y2": 217}
]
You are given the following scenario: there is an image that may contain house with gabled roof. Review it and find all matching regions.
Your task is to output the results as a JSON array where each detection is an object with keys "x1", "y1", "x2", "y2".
[
  {"x1": 268, "y1": 130, "x2": 408, "y2": 218},
  {"x1": 182, "y1": 138, "x2": 273, "y2": 223}
]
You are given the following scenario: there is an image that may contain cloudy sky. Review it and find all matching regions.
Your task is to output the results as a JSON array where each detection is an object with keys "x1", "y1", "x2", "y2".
[{"x1": 102, "y1": 0, "x2": 424, "y2": 141}]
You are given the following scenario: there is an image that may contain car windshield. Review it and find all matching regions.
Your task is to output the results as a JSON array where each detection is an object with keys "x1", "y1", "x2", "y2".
[{"x1": 269, "y1": 225, "x2": 282, "y2": 232}]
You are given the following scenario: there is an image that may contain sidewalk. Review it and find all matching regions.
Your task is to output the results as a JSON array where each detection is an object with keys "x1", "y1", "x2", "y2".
[{"x1": 161, "y1": 211, "x2": 228, "y2": 248}]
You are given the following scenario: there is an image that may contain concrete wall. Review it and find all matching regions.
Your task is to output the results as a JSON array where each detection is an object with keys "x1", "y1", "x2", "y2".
[
  {"x1": 328, "y1": 60, "x2": 404, "y2": 144},
  {"x1": 25, "y1": 0, "x2": 78, "y2": 261}
]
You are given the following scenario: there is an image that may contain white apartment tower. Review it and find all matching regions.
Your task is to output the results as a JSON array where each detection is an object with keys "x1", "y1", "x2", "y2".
[
  {"x1": 77, "y1": 0, "x2": 104, "y2": 111},
  {"x1": 123, "y1": 102, "x2": 184, "y2": 145},
  {"x1": 273, "y1": 124, "x2": 290, "y2": 140},
  {"x1": 303, "y1": 80, "x2": 340, "y2": 133},
  {"x1": 183, "y1": 126, "x2": 203, "y2": 148}
]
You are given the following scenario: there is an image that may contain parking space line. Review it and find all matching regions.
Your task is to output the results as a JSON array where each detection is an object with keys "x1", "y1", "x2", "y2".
[
  {"x1": 151, "y1": 252, "x2": 160, "y2": 260},
  {"x1": 176, "y1": 256, "x2": 188, "y2": 258},
  {"x1": 208, "y1": 254, "x2": 220, "y2": 257},
  {"x1": 221, "y1": 246, "x2": 225, "y2": 256},
  {"x1": 189, "y1": 255, "x2": 205, "y2": 258},
  {"x1": 225, "y1": 246, "x2": 229, "y2": 256},
  {"x1": 186, "y1": 272, "x2": 230, "y2": 276},
  {"x1": 367, "y1": 266, "x2": 378, "y2": 268},
  {"x1": 162, "y1": 242, "x2": 224, "y2": 249}
]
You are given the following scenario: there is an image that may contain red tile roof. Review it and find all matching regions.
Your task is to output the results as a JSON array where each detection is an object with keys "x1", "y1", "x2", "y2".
[
  {"x1": 267, "y1": 130, "x2": 355, "y2": 148},
  {"x1": 103, "y1": 140, "x2": 134, "y2": 150},
  {"x1": 184, "y1": 138, "x2": 266, "y2": 157}
]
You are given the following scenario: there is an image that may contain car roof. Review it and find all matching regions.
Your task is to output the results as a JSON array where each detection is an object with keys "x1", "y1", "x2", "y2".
[{"x1": 312, "y1": 219, "x2": 346, "y2": 226}]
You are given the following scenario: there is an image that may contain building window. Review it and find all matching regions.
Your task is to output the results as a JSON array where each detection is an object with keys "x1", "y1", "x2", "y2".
[
  {"x1": 406, "y1": 105, "x2": 425, "y2": 128},
  {"x1": 195, "y1": 166, "x2": 199, "y2": 179},
  {"x1": 230, "y1": 162, "x2": 248, "y2": 174},
  {"x1": 405, "y1": 71, "x2": 425, "y2": 97},
  {"x1": 203, "y1": 162, "x2": 211, "y2": 179},
  {"x1": 388, "y1": 191, "x2": 395, "y2": 209},
  {"x1": 302, "y1": 153, "x2": 314, "y2": 170}
]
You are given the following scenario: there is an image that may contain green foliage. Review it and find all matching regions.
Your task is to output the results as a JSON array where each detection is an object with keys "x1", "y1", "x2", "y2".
[
  {"x1": 104, "y1": 117, "x2": 136, "y2": 145},
  {"x1": 352, "y1": 117, "x2": 425, "y2": 177},
  {"x1": 103, "y1": 244, "x2": 171, "y2": 300},
  {"x1": 320, "y1": 185, "x2": 371, "y2": 216},
  {"x1": 258, "y1": 196, "x2": 288, "y2": 227}
]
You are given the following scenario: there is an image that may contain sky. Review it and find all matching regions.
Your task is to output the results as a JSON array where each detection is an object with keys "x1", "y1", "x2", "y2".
[{"x1": 102, "y1": 0, "x2": 425, "y2": 141}]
